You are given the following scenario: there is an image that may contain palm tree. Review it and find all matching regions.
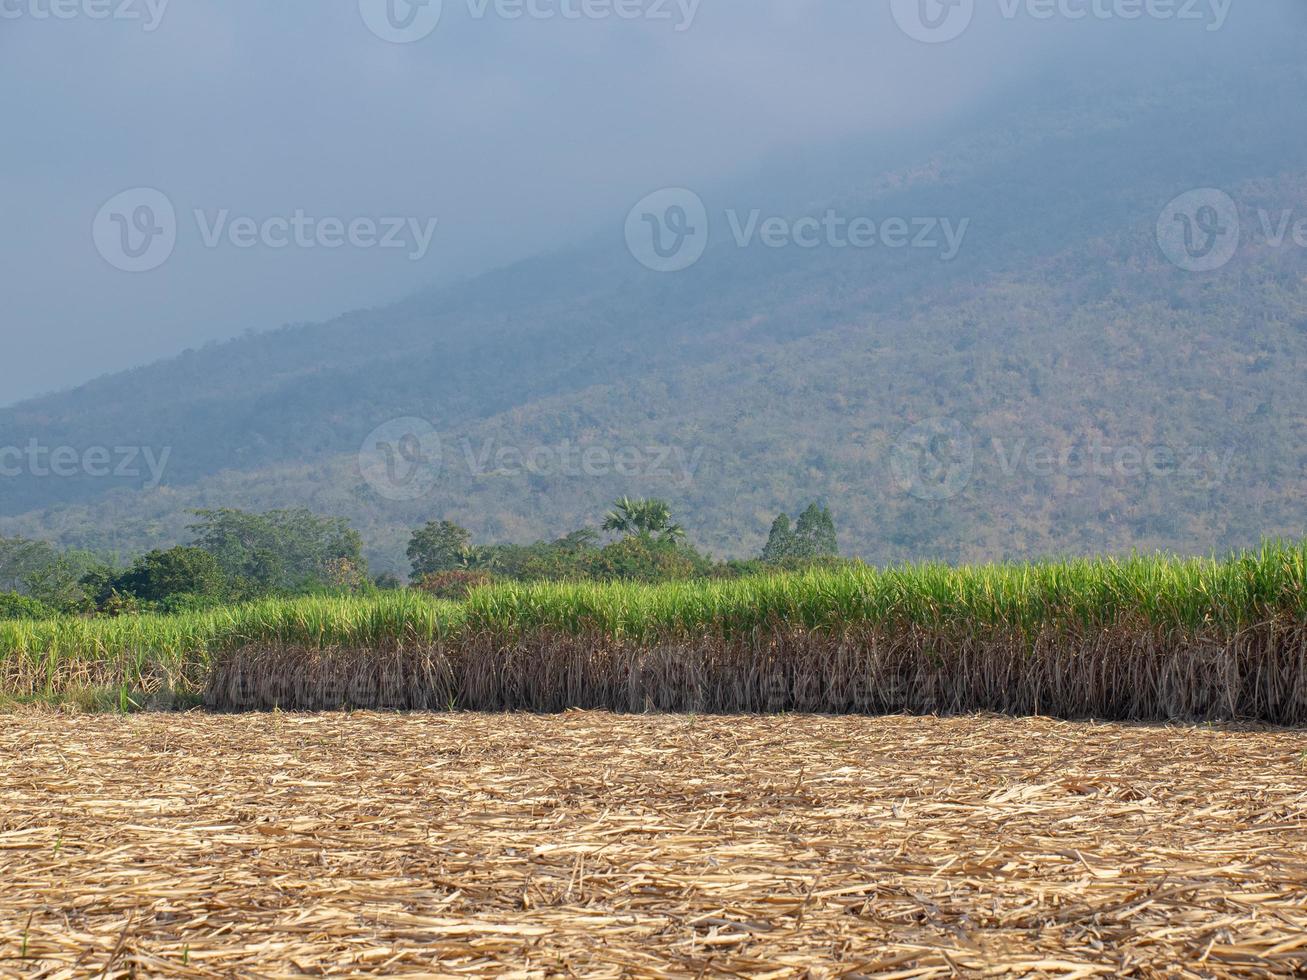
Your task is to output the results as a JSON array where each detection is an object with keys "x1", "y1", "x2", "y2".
[
  {"x1": 602, "y1": 497, "x2": 685, "y2": 541},
  {"x1": 455, "y1": 545, "x2": 499, "y2": 571},
  {"x1": 553, "y1": 528, "x2": 600, "y2": 552}
]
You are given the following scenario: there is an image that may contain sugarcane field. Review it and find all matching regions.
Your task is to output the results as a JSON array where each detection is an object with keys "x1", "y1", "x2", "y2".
[{"x1": 10, "y1": 6, "x2": 1307, "y2": 976}]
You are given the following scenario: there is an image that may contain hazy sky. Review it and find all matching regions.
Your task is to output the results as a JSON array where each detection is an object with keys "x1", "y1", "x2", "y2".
[{"x1": 1, "y1": 0, "x2": 1292, "y2": 404}]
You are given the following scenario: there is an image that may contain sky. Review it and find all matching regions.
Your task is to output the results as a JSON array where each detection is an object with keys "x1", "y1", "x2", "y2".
[{"x1": 1, "y1": 0, "x2": 1294, "y2": 405}]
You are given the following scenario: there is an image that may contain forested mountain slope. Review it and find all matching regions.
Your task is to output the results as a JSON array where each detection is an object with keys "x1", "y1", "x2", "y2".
[{"x1": 4, "y1": 61, "x2": 1306, "y2": 570}]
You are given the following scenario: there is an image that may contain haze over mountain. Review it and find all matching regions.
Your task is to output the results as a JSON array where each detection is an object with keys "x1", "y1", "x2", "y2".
[
  {"x1": 4, "y1": 11, "x2": 1307, "y2": 572},
  {"x1": 4, "y1": 0, "x2": 1117, "y2": 403}
]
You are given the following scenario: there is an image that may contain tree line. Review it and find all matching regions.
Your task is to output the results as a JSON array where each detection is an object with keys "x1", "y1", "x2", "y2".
[{"x1": 0, "y1": 500, "x2": 840, "y2": 617}]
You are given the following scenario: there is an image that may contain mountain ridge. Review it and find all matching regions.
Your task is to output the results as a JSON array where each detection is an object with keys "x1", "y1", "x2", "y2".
[{"x1": 5, "y1": 60, "x2": 1307, "y2": 570}]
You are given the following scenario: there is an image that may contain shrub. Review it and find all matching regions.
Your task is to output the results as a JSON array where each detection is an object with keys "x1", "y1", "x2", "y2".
[
  {"x1": 157, "y1": 592, "x2": 229, "y2": 615},
  {"x1": 99, "y1": 590, "x2": 143, "y2": 618},
  {"x1": 0, "y1": 591, "x2": 56, "y2": 621},
  {"x1": 373, "y1": 572, "x2": 405, "y2": 591},
  {"x1": 586, "y1": 535, "x2": 713, "y2": 582},
  {"x1": 413, "y1": 570, "x2": 495, "y2": 601}
]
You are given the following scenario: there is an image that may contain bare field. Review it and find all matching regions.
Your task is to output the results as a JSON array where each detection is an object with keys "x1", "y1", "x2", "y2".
[{"x1": 2, "y1": 713, "x2": 1306, "y2": 978}]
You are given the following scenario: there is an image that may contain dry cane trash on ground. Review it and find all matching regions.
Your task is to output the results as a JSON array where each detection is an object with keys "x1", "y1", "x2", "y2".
[{"x1": 2, "y1": 712, "x2": 1306, "y2": 978}]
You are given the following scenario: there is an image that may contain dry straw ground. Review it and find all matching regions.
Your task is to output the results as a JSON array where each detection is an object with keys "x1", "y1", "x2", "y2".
[{"x1": 2, "y1": 712, "x2": 1306, "y2": 978}]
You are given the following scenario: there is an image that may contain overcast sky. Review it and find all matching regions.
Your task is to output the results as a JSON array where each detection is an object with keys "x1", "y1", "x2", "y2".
[{"x1": 1, "y1": 0, "x2": 1293, "y2": 404}]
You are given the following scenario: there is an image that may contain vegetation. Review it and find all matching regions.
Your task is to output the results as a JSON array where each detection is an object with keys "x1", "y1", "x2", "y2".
[
  {"x1": 0, "y1": 590, "x2": 461, "y2": 709},
  {"x1": 399, "y1": 499, "x2": 835, "y2": 587},
  {"x1": 0, "y1": 592, "x2": 55, "y2": 621},
  {"x1": 0, "y1": 496, "x2": 821, "y2": 625},
  {"x1": 189, "y1": 509, "x2": 366, "y2": 597},
  {"x1": 413, "y1": 570, "x2": 495, "y2": 601},
  {"x1": 404, "y1": 500, "x2": 744, "y2": 585},
  {"x1": 97, "y1": 547, "x2": 227, "y2": 607},
  {"x1": 0, "y1": 537, "x2": 113, "y2": 614},
  {"x1": 602, "y1": 497, "x2": 684, "y2": 542},
  {"x1": 0, "y1": 509, "x2": 378, "y2": 617},
  {"x1": 4, "y1": 65, "x2": 1307, "y2": 572},
  {"x1": 0, "y1": 488, "x2": 1303, "y2": 719},
  {"x1": 4, "y1": 537, "x2": 1307, "y2": 720},
  {"x1": 458, "y1": 539, "x2": 1307, "y2": 639},
  {"x1": 406, "y1": 520, "x2": 474, "y2": 579},
  {"x1": 761, "y1": 504, "x2": 839, "y2": 564}
]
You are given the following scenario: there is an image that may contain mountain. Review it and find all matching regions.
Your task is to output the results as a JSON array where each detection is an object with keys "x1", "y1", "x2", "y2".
[{"x1": 4, "y1": 59, "x2": 1307, "y2": 572}]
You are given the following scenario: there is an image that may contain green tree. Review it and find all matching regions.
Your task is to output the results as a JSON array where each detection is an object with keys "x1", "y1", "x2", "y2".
[
  {"x1": 111, "y1": 547, "x2": 227, "y2": 604},
  {"x1": 793, "y1": 503, "x2": 839, "y2": 559},
  {"x1": 553, "y1": 528, "x2": 600, "y2": 552},
  {"x1": 0, "y1": 537, "x2": 113, "y2": 612},
  {"x1": 0, "y1": 537, "x2": 59, "y2": 594},
  {"x1": 406, "y1": 520, "x2": 472, "y2": 581},
  {"x1": 760, "y1": 505, "x2": 839, "y2": 564},
  {"x1": 476, "y1": 532, "x2": 599, "y2": 581},
  {"x1": 760, "y1": 513, "x2": 797, "y2": 564},
  {"x1": 26, "y1": 554, "x2": 114, "y2": 614},
  {"x1": 455, "y1": 545, "x2": 500, "y2": 571},
  {"x1": 189, "y1": 509, "x2": 365, "y2": 595},
  {"x1": 601, "y1": 497, "x2": 685, "y2": 542}
]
